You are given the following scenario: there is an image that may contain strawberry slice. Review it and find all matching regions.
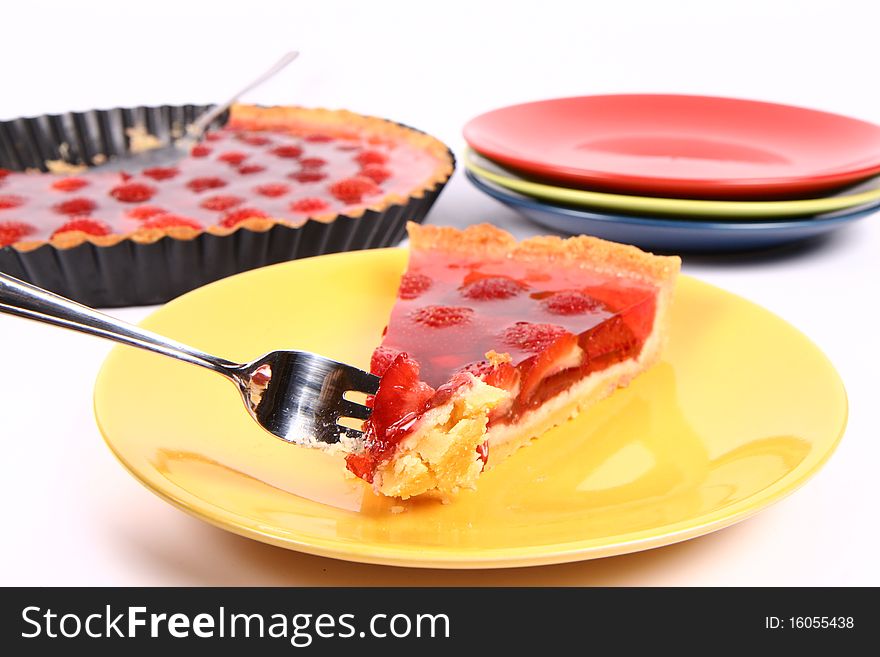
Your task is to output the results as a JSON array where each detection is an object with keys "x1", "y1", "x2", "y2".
[
  {"x1": 0, "y1": 195, "x2": 25, "y2": 210},
  {"x1": 52, "y1": 197, "x2": 96, "y2": 215},
  {"x1": 289, "y1": 170, "x2": 326, "y2": 183},
  {"x1": 254, "y1": 183, "x2": 290, "y2": 198},
  {"x1": 347, "y1": 354, "x2": 435, "y2": 481},
  {"x1": 328, "y1": 176, "x2": 381, "y2": 204},
  {"x1": 126, "y1": 205, "x2": 167, "y2": 220},
  {"x1": 219, "y1": 207, "x2": 270, "y2": 228},
  {"x1": 217, "y1": 151, "x2": 248, "y2": 165},
  {"x1": 142, "y1": 214, "x2": 203, "y2": 230},
  {"x1": 459, "y1": 359, "x2": 520, "y2": 393},
  {"x1": 344, "y1": 452, "x2": 375, "y2": 482},
  {"x1": 366, "y1": 354, "x2": 434, "y2": 446},
  {"x1": 484, "y1": 361, "x2": 520, "y2": 392},
  {"x1": 501, "y1": 322, "x2": 567, "y2": 353},
  {"x1": 50, "y1": 177, "x2": 89, "y2": 192},
  {"x1": 141, "y1": 167, "x2": 179, "y2": 181},
  {"x1": 289, "y1": 197, "x2": 330, "y2": 213},
  {"x1": 370, "y1": 345, "x2": 403, "y2": 376},
  {"x1": 270, "y1": 145, "x2": 303, "y2": 159},
  {"x1": 579, "y1": 315, "x2": 640, "y2": 366},
  {"x1": 398, "y1": 272, "x2": 432, "y2": 300},
  {"x1": 410, "y1": 305, "x2": 474, "y2": 328},
  {"x1": 299, "y1": 157, "x2": 327, "y2": 169},
  {"x1": 355, "y1": 149, "x2": 388, "y2": 166},
  {"x1": 517, "y1": 332, "x2": 582, "y2": 403},
  {"x1": 110, "y1": 182, "x2": 156, "y2": 203},
  {"x1": 541, "y1": 291, "x2": 605, "y2": 315},
  {"x1": 359, "y1": 164, "x2": 391, "y2": 183},
  {"x1": 52, "y1": 217, "x2": 111, "y2": 238},
  {"x1": 200, "y1": 195, "x2": 244, "y2": 211},
  {"x1": 0, "y1": 220, "x2": 36, "y2": 247},
  {"x1": 186, "y1": 177, "x2": 227, "y2": 192},
  {"x1": 460, "y1": 276, "x2": 525, "y2": 301},
  {"x1": 238, "y1": 164, "x2": 267, "y2": 175}
]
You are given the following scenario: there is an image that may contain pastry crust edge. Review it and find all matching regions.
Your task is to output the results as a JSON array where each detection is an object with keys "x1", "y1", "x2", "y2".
[{"x1": 407, "y1": 222, "x2": 680, "y2": 286}]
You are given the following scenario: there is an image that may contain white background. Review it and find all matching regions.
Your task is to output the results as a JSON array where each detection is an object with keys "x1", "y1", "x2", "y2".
[{"x1": 1, "y1": 0, "x2": 878, "y2": 585}]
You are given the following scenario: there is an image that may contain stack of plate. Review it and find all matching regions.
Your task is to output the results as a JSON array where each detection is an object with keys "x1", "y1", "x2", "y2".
[{"x1": 463, "y1": 95, "x2": 880, "y2": 251}]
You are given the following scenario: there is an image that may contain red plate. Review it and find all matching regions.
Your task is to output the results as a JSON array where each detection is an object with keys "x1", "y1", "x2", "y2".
[{"x1": 463, "y1": 95, "x2": 880, "y2": 200}]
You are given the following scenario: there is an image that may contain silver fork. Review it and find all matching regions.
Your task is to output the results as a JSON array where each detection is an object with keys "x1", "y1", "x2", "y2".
[{"x1": 0, "y1": 273, "x2": 379, "y2": 448}]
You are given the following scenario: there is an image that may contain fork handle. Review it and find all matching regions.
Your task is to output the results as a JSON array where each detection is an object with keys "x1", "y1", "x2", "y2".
[
  {"x1": 0, "y1": 273, "x2": 240, "y2": 376},
  {"x1": 185, "y1": 50, "x2": 300, "y2": 141}
]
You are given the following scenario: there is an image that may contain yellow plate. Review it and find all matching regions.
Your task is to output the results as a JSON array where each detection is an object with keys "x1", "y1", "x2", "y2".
[
  {"x1": 465, "y1": 148, "x2": 880, "y2": 219},
  {"x1": 94, "y1": 249, "x2": 848, "y2": 568}
]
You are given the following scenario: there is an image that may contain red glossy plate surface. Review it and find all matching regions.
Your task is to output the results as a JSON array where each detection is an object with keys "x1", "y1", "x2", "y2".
[{"x1": 463, "y1": 95, "x2": 880, "y2": 200}]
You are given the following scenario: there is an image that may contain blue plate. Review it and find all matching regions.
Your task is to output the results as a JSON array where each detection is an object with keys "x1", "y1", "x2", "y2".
[{"x1": 466, "y1": 170, "x2": 880, "y2": 252}]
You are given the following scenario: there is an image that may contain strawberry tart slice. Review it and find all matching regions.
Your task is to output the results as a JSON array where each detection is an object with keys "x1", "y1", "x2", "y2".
[{"x1": 346, "y1": 223, "x2": 681, "y2": 499}]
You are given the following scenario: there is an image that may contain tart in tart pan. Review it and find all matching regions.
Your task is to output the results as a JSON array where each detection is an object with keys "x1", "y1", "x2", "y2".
[{"x1": 0, "y1": 104, "x2": 454, "y2": 306}]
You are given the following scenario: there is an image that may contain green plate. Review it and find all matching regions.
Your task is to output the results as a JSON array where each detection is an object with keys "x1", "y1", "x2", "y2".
[{"x1": 464, "y1": 148, "x2": 880, "y2": 220}]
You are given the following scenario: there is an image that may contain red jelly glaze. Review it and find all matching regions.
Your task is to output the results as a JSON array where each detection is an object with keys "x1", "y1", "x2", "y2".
[{"x1": 348, "y1": 249, "x2": 658, "y2": 481}]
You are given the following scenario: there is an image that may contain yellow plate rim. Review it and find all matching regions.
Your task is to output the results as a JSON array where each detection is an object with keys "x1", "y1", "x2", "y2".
[{"x1": 465, "y1": 148, "x2": 880, "y2": 219}]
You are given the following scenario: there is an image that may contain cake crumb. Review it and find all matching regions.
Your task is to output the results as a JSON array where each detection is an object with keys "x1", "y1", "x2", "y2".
[
  {"x1": 126, "y1": 125, "x2": 163, "y2": 153},
  {"x1": 485, "y1": 350, "x2": 512, "y2": 365},
  {"x1": 390, "y1": 505, "x2": 406, "y2": 514},
  {"x1": 45, "y1": 159, "x2": 87, "y2": 174}
]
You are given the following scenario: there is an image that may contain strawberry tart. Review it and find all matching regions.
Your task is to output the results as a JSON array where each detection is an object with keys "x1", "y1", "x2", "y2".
[
  {"x1": 0, "y1": 104, "x2": 453, "y2": 306},
  {"x1": 0, "y1": 105, "x2": 452, "y2": 249},
  {"x1": 347, "y1": 223, "x2": 681, "y2": 499}
]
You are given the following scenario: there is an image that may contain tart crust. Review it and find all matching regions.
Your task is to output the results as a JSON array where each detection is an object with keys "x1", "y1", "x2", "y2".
[
  {"x1": 371, "y1": 223, "x2": 680, "y2": 499},
  {"x1": 372, "y1": 375, "x2": 508, "y2": 499},
  {"x1": 6, "y1": 105, "x2": 454, "y2": 253}
]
